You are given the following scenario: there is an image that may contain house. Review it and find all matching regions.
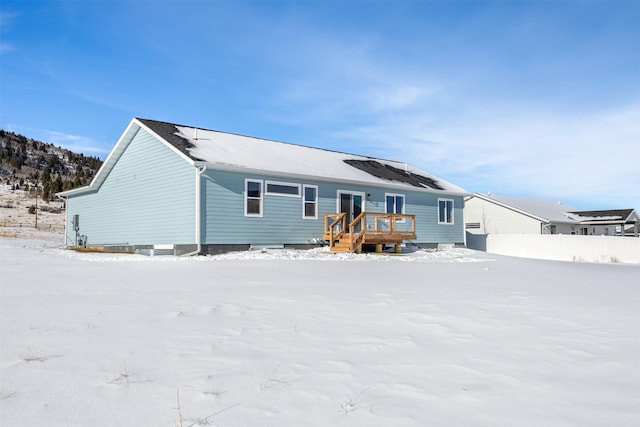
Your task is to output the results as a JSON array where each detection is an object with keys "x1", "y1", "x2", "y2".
[
  {"x1": 566, "y1": 209, "x2": 640, "y2": 237},
  {"x1": 465, "y1": 193, "x2": 639, "y2": 237},
  {"x1": 58, "y1": 118, "x2": 469, "y2": 254}
]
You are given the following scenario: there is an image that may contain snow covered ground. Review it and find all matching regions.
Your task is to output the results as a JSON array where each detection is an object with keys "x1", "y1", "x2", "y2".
[
  {"x1": 0, "y1": 185, "x2": 65, "y2": 231},
  {"x1": 1, "y1": 231, "x2": 639, "y2": 426}
]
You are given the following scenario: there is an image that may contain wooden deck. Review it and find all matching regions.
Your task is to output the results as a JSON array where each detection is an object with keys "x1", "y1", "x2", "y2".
[{"x1": 323, "y1": 212, "x2": 417, "y2": 253}]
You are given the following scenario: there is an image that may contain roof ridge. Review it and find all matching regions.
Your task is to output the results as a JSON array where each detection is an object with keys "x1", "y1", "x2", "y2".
[{"x1": 135, "y1": 117, "x2": 405, "y2": 164}]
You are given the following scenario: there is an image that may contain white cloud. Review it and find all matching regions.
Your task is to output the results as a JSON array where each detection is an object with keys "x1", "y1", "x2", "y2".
[
  {"x1": 1, "y1": 124, "x2": 110, "y2": 157},
  {"x1": 44, "y1": 130, "x2": 110, "y2": 156},
  {"x1": 242, "y1": 16, "x2": 639, "y2": 209},
  {"x1": 333, "y1": 102, "x2": 640, "y2": 209},
  {"x1": 368, "y1": 84, "x2": 437, "y2": 112}
]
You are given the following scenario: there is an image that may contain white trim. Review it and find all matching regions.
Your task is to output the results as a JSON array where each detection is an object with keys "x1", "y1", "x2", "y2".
[
  {"x1": 244, "y1": 179, "x2": 263, "y2": 217},
  {"x1": 438, "y1": 198, "x2": 455, "y2": 225},
  {"x1": 58, "y1": 118, "x2": 197, "y2": 198},
  {"x1": 385, "y1": 193, "x2": 405, "y2": 215},
  {"x1": 195, "y1": 161, "x2": 470, "y2": 197},
  {"x1": 57, "y1": 120, "x2": 139, "y2": 197},
  {"x1": 302, "y1": 184, "x2": 318, "y2": 219},
  {"x1": 57, "y1": 184, "x2": 92, "y2": 198},
  {"x1": 336, "y1": 190, "x2": 366, "y2": 220},
  {"x1": 195, "y1": 165, "x2": 206, "y2": 244},
  {"x1": 195, "y1": 168, "x2": 201, "y2": 243},
  {"x1": 181, "y1": 165, "x2": 208, "y2": 256},
  {"x1": 385, "y1": 192, "x2": 406, "y2": 223},
  {"x1": 265, "y1": 180, "x2": 301, "y2": 197}
]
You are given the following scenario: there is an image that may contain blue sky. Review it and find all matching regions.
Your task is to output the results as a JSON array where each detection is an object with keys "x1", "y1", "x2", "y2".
[{"x1": 1, "y1": 0, "x2": 638, "y2": 210}]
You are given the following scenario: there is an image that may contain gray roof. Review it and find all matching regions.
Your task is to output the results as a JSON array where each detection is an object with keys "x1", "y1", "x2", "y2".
[
  {"x1": 472, "y1": 193, "x2": 579, "y2": 223},
  {"x1": 568, "y1": 209, "x2": 639, "y2": 224},
  {"x1": 472, "y1": 193, "x2": 640, "y2": 226},
  {"x1": 138, "y1": 118, "x2": 467, "y2": 194},
  {"x1": 60, "y1": 118, "x2": 469, "y2": 199},
  {"x1": 137, "y1": 118, "x2": 203, "y2": 161}
]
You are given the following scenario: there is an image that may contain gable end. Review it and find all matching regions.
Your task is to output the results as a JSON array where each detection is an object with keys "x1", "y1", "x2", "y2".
[{"x1": 137, "y1": 118, "x2": 204, "y2": 161}]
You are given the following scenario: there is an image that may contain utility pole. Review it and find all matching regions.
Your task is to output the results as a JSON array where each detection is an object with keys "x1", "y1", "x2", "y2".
[{"x1": 35, "y1": 185, "x2": 38, "y2": 229}]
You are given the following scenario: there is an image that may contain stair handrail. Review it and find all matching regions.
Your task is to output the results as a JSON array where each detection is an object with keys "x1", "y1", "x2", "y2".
[
  {"x1": 349, "y1": 212, "x2": 367, "y2": 252},
  {"x1": 325, "y1": 213, "x2": 347, "y2": 249},
  {"x1": 325, "y1": 212, "x2": 416, "y2": 252}
]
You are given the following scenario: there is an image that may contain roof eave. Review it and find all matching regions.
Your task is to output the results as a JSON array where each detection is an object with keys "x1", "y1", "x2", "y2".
[
  {"x1": 469, "y1": 193, "x2": 552, "y2": 223},
  {"x1": 65, "y1": 119, "x2": 142, "y2": 196},
  {"x1": 195, "y1": 161, "x2": 470, "y2": 196},
  {"x1": 57, "y1": 185, "x2": 94, "y2": 198},
  {"x1": 63, "y1": 118, "x2": 198, "y2": 197}
]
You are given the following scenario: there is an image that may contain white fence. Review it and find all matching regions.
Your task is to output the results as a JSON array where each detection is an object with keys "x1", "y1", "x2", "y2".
[{"x1": 466, "y1": 233, "x2": 640, "y2": 264}]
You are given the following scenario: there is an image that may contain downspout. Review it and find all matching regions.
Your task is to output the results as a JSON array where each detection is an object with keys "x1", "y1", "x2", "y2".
[
  {"x1": 462, "y1": 197, "x2": 467, "y2": 248},
  {"x1": 181, "y1": 164, "x2": 207, "y2": 256}
]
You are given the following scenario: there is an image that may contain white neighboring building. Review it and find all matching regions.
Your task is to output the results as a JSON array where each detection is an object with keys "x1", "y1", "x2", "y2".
[{"x1": 465, "y1": 193, "x2": 639, "y2": 236}]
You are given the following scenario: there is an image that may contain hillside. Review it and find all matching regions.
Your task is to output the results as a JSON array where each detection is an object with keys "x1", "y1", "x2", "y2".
[
  {"x1": 0, "y1": 129, "x2": 103, "y2": 200},
  {"x1": 0, "y1": 130, "x2": 104, "y2": 232}
]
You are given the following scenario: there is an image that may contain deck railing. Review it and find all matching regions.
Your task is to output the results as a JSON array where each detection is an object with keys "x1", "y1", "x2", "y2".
[
  {"x1": 324, "y1": 212, "x2": 417, "y2": 252},
  {"x1": 324, "y1": 212, "x2": 347, "y2": 245},
  {"x1": 349, "y1": 212, "x2": 366, "y2": 252},
  {"x1": 363, "y1": 213, "x2": 417, "y2": 241}
]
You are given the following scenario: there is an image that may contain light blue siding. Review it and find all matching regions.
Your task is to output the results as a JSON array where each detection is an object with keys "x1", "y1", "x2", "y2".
[
  {"x1": 65, "y1": 128, "x2": 196, "y2": 246},
  {"x1": 406, "y1": 192, "x2": 464, "y2": 244},
  {"x1": 202, "y1": 169, "x2": 464, "y2": 245},
  {"x1": 66, "y1": 128, "x2": 464, "y2": 248},
  {"x1": 202, "y1": 171, "x2": 326, "y2": 244}
]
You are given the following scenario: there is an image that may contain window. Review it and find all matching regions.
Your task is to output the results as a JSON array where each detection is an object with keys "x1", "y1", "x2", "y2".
[
  {"x1": 303, "y1": 185, "x2": 318, "y2": 219},
  {"x1": 245, "y1": 179, "x2": 263, "y2": 217},
  {"x1": 385, "y1": 193, "x2": 405, "y2": 215},
  {"x1": 265, "y1": 181, "x2": 301, "y2": 197},
  {"x1": 438, "y1": 198, "x2": 454, "y2": 224}
]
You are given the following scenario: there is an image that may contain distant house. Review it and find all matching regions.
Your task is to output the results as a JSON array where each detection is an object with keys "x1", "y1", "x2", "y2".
[
  {"x1": 465, "y1": 193, "x2": 639, "y2": 237},
  {"x1": 566, "y1": 209, "x2": 640, "y2": 237},
  {"x1": 58, "y1": 118, "x2": 469, "y2": 254}
]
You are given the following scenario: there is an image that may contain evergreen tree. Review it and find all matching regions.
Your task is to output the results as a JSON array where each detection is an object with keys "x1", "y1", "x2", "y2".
[
  {"x1": 53, "y1": 175, "x2": 63, "y2": 194},
  {"x1": 42, "y1": 181, "x2": 51, "y2": 201}
]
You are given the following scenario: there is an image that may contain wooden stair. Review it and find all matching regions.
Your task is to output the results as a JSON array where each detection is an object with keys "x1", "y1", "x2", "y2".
[
  {"x1": 324, "y1": 212, "x2": 416, "y2": 253},
  {"x1": 330, "y1": 234, "x2": 362, "y2": 253}
]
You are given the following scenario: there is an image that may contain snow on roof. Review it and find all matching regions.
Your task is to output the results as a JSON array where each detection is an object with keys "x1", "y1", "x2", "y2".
[
  {"x1": 138, "y1": 118, "x2": 467, "y2": 194},
  {"x1": 474, "y1": 193, "x2": 580, "y2": 223},
  {"x1": 567, "y1": 209, "x2": 637, "y2": 223},
  {"x1": 473, "y1": 194, "x2": 640, "y2": 226}
]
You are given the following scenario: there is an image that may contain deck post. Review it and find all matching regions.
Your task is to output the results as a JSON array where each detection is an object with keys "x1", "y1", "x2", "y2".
[{"x1": 324, "y1": 212, "x2": 416, "y2": 253}]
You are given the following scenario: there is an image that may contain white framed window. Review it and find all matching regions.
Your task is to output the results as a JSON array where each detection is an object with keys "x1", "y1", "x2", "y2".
[
  {"x1": 336, "y1": 190, "x2": 366, "y2": 222},
  {"x1": 438, "y1": 198, "x2": 454, "y2": 224},
  {"x1": 245, "y1": 179, "x2": 263, "y2": 217},
  {"x1": 303, "y1": 185, "x2": 318, "y2": 219},
  {"x1": 385, "y1": 193, "x2": 405, "y2": 215},
  {"x1": 265, "y1": 180, "x2": 301, "y2": 197}
]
